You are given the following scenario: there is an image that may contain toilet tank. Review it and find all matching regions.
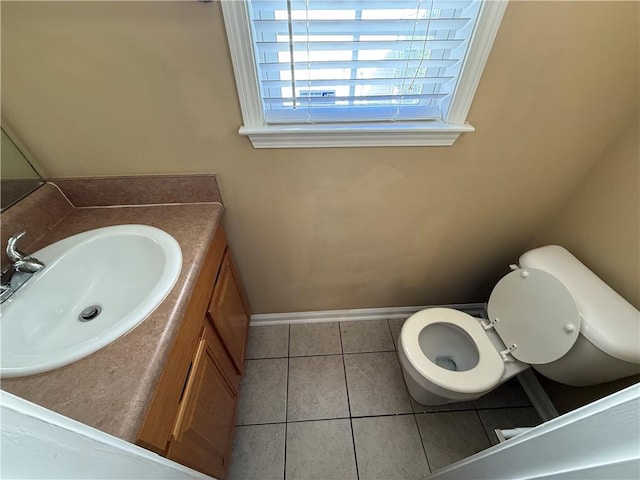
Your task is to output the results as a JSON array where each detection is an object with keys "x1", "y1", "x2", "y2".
[{"x1": 519, "y1": 245, "x2": 640, "y2": 385}]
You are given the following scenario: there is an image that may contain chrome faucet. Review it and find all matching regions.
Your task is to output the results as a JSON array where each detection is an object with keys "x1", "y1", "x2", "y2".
[{"x1": 1, "y1": 231, "x2": 45, "y2": 303}]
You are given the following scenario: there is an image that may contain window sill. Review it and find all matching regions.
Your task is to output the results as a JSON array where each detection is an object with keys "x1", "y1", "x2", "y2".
[{"x1": 238, "y1": 121, "x2": 475, "y2": 148}]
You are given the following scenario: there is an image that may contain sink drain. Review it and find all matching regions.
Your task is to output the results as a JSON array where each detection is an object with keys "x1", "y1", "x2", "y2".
[{"x1": 79, "y1": 305, "x2": 102, "y2": 322}]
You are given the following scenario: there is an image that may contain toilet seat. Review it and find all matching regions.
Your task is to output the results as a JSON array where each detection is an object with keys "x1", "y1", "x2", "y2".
[
  {"x1": 401, "y1": 308, "x2": 505, "y2": 395},
  {"x1": 488, "y1": 268, "x2": 581, "y2": 364}
]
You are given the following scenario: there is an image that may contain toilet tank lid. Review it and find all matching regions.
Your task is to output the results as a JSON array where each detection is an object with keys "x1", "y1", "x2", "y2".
[{"x1": 519, "y1": 246, "x2": 640, "y2": 364}]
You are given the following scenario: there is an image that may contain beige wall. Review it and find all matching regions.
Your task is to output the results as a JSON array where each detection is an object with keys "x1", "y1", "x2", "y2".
[
  {"x1": 2, "y1": 1, "x2": 639, "y2": 314},
  {"x1": 535, "y1": 111, "x2": 640, "y2": 309}
]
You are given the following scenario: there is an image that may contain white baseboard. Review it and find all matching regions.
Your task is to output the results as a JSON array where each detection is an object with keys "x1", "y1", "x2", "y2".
[
  {"x1": 517, "y1": 369, "x2": 559, "y2": 422},
  {"x1": 250, "y1": 303, "x2": 487, "y2": 326}
]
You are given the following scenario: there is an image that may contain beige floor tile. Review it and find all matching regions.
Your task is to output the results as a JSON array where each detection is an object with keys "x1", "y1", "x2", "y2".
[
  {"x1": 416, "y1": 410, "x2": 490, "y2": 471},
  {"x1": 245, "y1": 324, "x2": 289, "y2": 359},
  {"x1": 236, "y1": 358, "x2": 288, "y2": 425},
  {"x1": 340, "y1": 319, "x2": 395, "y2": 353},
  {"x1": 228, "y1": 423, "x2": 285, "y2": 480},
  {"x1": 353, "y1": 415, "x2": 430, "y2": 479},
  {"x1": 286, "y1": 419, "x2": 357, "y2": 480},
  {"x1": 344, "y1": 352, "x2": 412, "y2": 416},
  {"x1": 290, "y1": 322, "x2": 342, "y2": 356},
  {"x1": 287, "y1": 355, "x2": 349, "y2": 421}
]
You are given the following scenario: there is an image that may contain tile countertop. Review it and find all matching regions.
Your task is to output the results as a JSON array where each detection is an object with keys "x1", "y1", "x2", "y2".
[{"x1": 1, "y1": 198, "x2": 225, "y2": 442}]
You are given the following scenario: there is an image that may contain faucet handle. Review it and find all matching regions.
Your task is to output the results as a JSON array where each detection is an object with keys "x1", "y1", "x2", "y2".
[{"x1": 6, "y1": 231, "x2": 28, "y2": 263}]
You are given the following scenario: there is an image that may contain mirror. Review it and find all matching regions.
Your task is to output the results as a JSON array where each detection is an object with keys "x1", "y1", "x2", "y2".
[{"x1": 1, "y1": 128, "x2": 44, "y2": 211}]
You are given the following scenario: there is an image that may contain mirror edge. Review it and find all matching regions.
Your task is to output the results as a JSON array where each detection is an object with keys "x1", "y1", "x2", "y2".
[{"x1": 1, "y1": 120, "x2": 48, "y2": 179}]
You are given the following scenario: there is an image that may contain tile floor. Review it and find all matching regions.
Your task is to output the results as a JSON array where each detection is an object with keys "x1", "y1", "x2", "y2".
[{"x1": 229, "y1": 319, "x2": 542, "y2": 480}]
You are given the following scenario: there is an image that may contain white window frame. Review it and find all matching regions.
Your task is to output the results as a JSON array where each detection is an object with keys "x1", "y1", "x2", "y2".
[{"x1": 221, "y1": 0, "x2": 508, "y2": 148}]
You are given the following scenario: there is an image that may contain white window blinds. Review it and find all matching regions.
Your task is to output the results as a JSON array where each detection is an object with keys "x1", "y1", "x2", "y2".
[{"x1": 248, "y1": 0, "x2": 482, "y2": 124}]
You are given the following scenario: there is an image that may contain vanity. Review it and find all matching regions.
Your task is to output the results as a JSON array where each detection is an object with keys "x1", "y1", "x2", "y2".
[
  {"x1": 1, "y1": 175, "x2": 250, "y2": 479},
  {"x1": 137, "y1": 219, "x2": 250, "y2": 479}
]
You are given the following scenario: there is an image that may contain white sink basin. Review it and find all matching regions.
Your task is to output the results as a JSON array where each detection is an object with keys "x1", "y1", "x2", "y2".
[{"x1": 0, "y1": 225, "x2": 182, "y2": 378}]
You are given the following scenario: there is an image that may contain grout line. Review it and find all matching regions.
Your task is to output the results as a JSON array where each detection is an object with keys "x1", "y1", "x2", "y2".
[
  {"x1": 290, "y1": 352, "x2": 346, "y2": 358},
  {"x1": 285, "y1": 338, "x2": 290, "y2": 425},
  {"x1": 336, "y1": 349, "x2": 398, "y2": 355},
  {"x1": 296, "y1": 348, "x2": 396, "y2": 358},
  {"x1": 412, "y1": 412, "x2": 432, "y2": 474},
  {"x1": 237, "y1": 412, "x2": 423, "y2": 427},
  {"x1": 394, "y1": 339, "x2": 433, "y2": 472},
  {"x1": 295, "y1": 412, "x2": 416, "y2": 424},
  {"x1": 337, "y1": 325, "x2": 349, "y2": 416},
  {"x1": 244, "y1": 355, "x2": 290, "y2": 360},
  {"x1": 338, "y1": 322, "x2": 360, "y2": 480},
  {"x1": 286, "y1": 416, "x2": 353, "y2": 424},
  {"x1": 411, "y1": 406, "x2": 503, "y2": 414},
  {"x1": 246, "y1": 348, "x2": 398, "y2": 361},
  {"x1": 74, "y1": 200, "x2": 224, "y2": 209},
  {"x1": 478, "y1": 405, "x2": 541, "y2": 412},
  {"x1": 385, "y1": 318, "x2": 396, "y2": 349},
  {"x1": 475, "y1": 409, "x2": 494, "y2": 446},
  {"x1": 348, "y1": 411, "x2": 412, "y2": 419},
  {"x1": 392, "y1": 349, "x2": 417, "y2": 413},
  {"x1": 341, "y1": 350, "x2": 399, "y2": 361},
  {"x1": 235, "y1": 420, "x2": 288, "y2": 427},
  {"x1": 283, "y1": 324, "x2": 291, "y2": 480}
]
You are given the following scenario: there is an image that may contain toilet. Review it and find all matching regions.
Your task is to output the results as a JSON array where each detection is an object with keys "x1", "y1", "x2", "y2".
[{"x1": 398, "y1": 245, "x2": 640, "y2": 406}]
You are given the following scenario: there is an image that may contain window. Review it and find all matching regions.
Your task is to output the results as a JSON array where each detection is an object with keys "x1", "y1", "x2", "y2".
[{"x1": 221, "y1": 0, "x2": 507, "y2": 148}]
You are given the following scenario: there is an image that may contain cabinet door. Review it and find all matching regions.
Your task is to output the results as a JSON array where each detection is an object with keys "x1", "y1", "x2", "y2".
[
  {"x1": 208, "y1": 252, "x2": 250, "y2": 373},
  {"x1": 167, "y1": 322, "x2": 238, "y2": 479}
]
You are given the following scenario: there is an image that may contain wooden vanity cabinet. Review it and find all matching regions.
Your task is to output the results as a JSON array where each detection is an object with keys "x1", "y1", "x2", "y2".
[{"x1": 136, "y1": 225, "x2": 250, "y2": 479}]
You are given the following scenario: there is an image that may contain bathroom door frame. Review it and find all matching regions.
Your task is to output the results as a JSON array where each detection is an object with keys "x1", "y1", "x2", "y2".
[{"x1": 427, "y1": 383, "x2": 640, "y2": 479}]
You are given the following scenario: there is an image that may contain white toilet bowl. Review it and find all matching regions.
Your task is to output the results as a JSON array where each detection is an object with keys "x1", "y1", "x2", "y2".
[
  {"x1": 398, "y1": 308, "x2": 527, "y2": 405},
  {"x1": 398, "y1": 246, "x2": 640, "y2": 406}
]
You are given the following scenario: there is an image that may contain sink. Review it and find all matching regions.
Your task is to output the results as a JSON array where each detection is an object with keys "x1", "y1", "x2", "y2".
[{"x1": 0, "y1": 225, "x2": 182, "y2": 378}]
